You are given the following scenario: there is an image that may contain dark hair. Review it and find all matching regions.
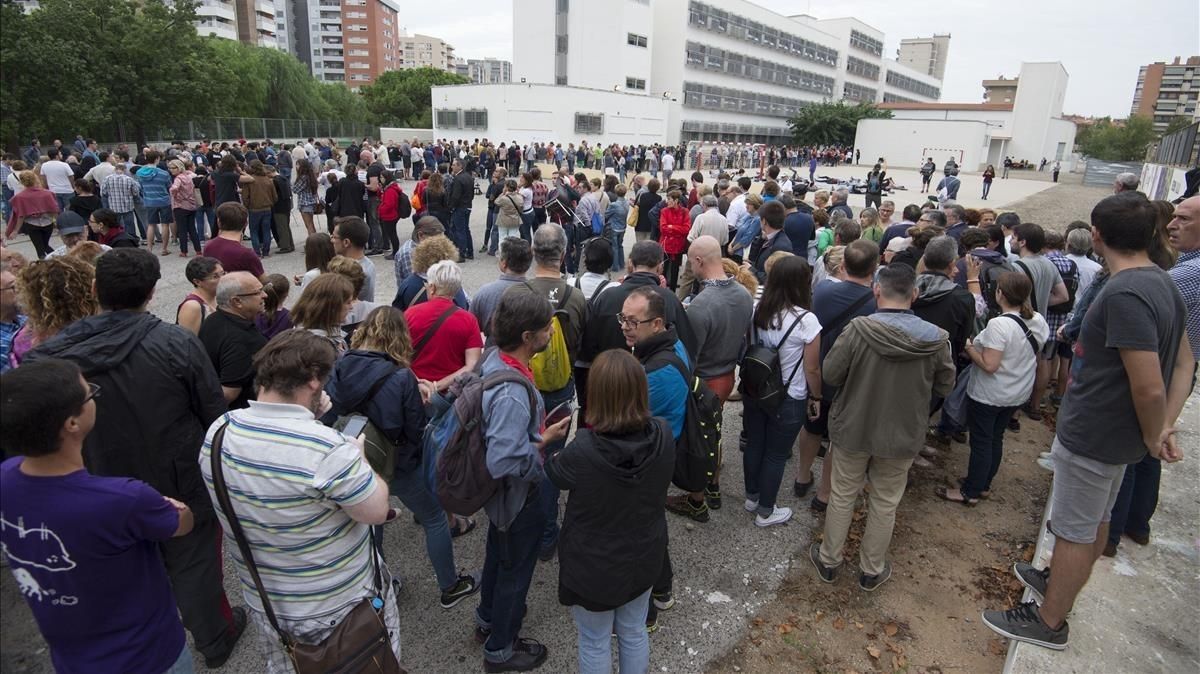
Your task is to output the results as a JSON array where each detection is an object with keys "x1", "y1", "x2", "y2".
[
  {"x1": 666, "y1": 189, "x2": 682, "y2": 203},
  {"x1": 691, "y1": 170, "x2": 704, "y2": 184},
  {"x1": 902, "y1": 204, "x2": 922, "y2": 222},
  {"x1": 876, "y1": 263, "x2": 917, "y2": 301},
  {"x1": 335, "y1": 217, "x2": 370, "y2": 249},
  {"x1": 252, "y1": 330, "x2": 336, "y2": 396},
  {"x1": 1091, "y1": 192, "x2": 1156, "y2": 254},
  {"x1": 754, "y1": 256, "x2": 812, "y2": 330},
  {"x1": 585, "y1": 349, "x2": 651, "y2": 435},
  {"x1": 647, "y1": 178, "x2": 661, "y2": 194},
  {"x1": 737, "y1": 177, "x2": 752, "y2": 191},
  {"x1": 759, "y1": 201, "x2": 785, "y2": 229},
  {"x1": 835, "y1": 220, "x2": 861, "y2": 244},
  {"x1": 46, "y1": 147, "x2": 60, "y2": 160},
  {"x1": 1064, "y1": 220, "x2": 1091, "y2": 236},
  {"x1": 1044, "y1": 230, "x2": 1065, "y2": 251},
  {"x1": 628, "y1": 286, "x2": 665, "y2": 321},
  {"x1": 304, "y1": 232, "x2": 336, "y2": 272},
  {"x1": 762, "y1": 181, "x2": 780, "y2": 197},
  {"x1": 500, "y1": 237, "x2": 533, "y2": 274},
  {"x1": 843, "y1": 239, "x2": 880, "y2": 278},
  {"x1": 95, "y1": 248, "x2": 160, "y2": 310},
  {"x1": 995, "y1": 212, "x2": 1021, "y2": 231},
  {"x1": 922, "y1": 210, "x2": 947, "y2": 228},
  {"x1": 996, "y1": 271, "x2": 1035, "y2": 319},
  {"x1": 262, "y1": 273, "x2": 290, "y2": 316},
  {"x1": 583, "y1": 238, "x2": 614, "y2": 274},
  {"x1": 217, "y1": 202, "x2": 248, "y2": 231},
  {"x1": 75, "y1": 179, "x2": 94, "y2": 194},
  {"x1": 0, "y1": 359, "x2": 88, "y2": 457},
  {"x1": 492, "y1": 288, "x2": 554, "y2": 351},
  {"x1": 766, "y1": 165, "x2": 780, "y2": 180},
  {"x1": 629, "y1": 240, "x2": 664, "y2": 269},
  {"x1": 185, "y1": 256, "x2": 221, "y2": 287},
  {"x1": 1014, "y1": 222, "x2": 1046, "y2": 253},
  {"x1": 960, "y1": 227, "x2": 990, "y2": 251},
  {"x1": 90, "y1": 207, "x2": 119, "y2": 230}
]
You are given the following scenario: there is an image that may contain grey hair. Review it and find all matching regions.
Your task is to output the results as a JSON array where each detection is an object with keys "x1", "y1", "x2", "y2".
[
  {"x1": 1066, "y1": 228, "x2": 1093, "y2": 256},
  {"x1": 532, "y1": 224, "x2": 567, "y2": 268},
  {"x1": 425, "y1": 259, "x2": 462, "y2": 297},
  {"x1": 701, "y1": 194, "x2": 718, "y2": 208},
  {"x1": 215, "y1": 274, "x2": 246, "y2": 307},
  {"x1": 1114, "y1": 172, "x2": 1139, "y2": 191},
  {"x1": 922, "y1": 235, "x2": 959, "y2": 271},
  {"x1": 833, "y1": 188, "x2": 849, "y2": 203},
  {"x1": 943, "y1": 203, "x2": 966, "y2": 223}
]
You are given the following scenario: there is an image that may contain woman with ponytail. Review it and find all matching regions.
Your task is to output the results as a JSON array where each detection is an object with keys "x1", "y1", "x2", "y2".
[{"x1": 940, "y1": 270, "x2": 1049, "y2": 505}]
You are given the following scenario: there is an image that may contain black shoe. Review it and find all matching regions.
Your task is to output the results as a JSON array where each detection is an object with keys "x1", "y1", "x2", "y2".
[
  {"x1": 204, "y1": 606, "x2": 248, "y2": 668},
  {"x1": 859, "y1": 561, "x2": 892, "y2": 592},
  {"x1": 810, "y1": 496, "x2": 828, "y2": 513},
  {"x1": 704, "y1": 484, "x2": 722, "y2": 510},
  {"x1": 665, "y1": 495, "x2": 710, "y2": 523},
  {"x1": 793, "y1": 480, "x2": 813, "y2": 498},
  {"x1": 474, "y1": 624, "x2": 491, "y2": 645},
  {"x1": 951, "y1": 431, "x2": 968, "y2": 444},
  {"x1": 809, "y1": 543, "x2": 836, "y2": 584},
  {"x1": 484, "y1": 638, "x2": 549, "y2": 672},
  {"x1": 1023, "y1": 404, "x2": 1043, "y2": 421},
  {"x1": 276, "y1": 247, "x2": 294, "y2": 254},
  {"x1": 981, "y1": 601, "x2": 1069, "y2": 651},
  {"x1": 440, "y1": 573, "x2": 481, "y2": 609},
  {"x1": 1007, "y1": 417, "x2": 1021, "y2": 432},
  {"x1": 1013, "y1": 562, "x2": 1049, "y2": 603},
  {"x1": 537, "y1": 541, "x2": 557, "y2": 562}
]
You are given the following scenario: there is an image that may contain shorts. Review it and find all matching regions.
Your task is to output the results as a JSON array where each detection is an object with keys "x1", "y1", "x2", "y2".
[
  {"x1": 146, "y1": 205, "x2": 173, "y2": 225},
  {"x1": 802, "y1": 398, "x2": 833, "y2": 437},
  {"x1": 1055, "y1": 340, "x2": 1073, "y2": 359},
  {"x1": 1047, "y1": 437, "x2": 1126, "y2": 544}
]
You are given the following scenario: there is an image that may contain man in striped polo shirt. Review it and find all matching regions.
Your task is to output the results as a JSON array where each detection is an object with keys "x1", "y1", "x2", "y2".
[{"x1": 200, "y1": 330, "x2": 398, "y2": 671}]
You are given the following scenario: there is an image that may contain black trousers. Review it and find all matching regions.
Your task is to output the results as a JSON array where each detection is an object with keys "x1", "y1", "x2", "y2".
[{"x1": 159, "y1": 515, "x2": 236, "y2": 659}]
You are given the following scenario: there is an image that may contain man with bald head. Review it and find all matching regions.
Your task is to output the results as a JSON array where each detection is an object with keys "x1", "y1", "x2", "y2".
[{"x1": 198, "y1": 271, "x2": 267, "y2": 409}]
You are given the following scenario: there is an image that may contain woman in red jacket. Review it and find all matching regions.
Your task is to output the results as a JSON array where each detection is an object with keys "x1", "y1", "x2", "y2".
[
  {"x1": 377, "y1": 174, "x2": 410, "y2": 260},
  {"x1": 658, "y1": 189, "x2": 690, "y2": 290}
]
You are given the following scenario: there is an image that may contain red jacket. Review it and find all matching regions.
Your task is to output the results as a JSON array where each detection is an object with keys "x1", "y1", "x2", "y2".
[
  {"x1": 378, "y1": 182, "x2": 406, "y2": 221},
  {"x1": 659, "y1": 205, "x2": 691, "y2": 255}
]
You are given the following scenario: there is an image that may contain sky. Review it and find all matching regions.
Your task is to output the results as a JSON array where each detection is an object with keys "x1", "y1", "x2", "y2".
[{"x1": 391, "y1": 0, "x2": 1199, "y2": 118}]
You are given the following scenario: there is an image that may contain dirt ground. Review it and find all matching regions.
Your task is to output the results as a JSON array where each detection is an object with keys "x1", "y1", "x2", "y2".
[{"x1": 707, "y1": 179, "x2": 1111, "y2": 674}]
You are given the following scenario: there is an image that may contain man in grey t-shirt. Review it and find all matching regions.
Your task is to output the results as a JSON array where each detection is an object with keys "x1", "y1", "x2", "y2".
[
  {"x1": 983, "y1": 192, "x2": 1193, "y2": 652},
  {"x1": 1011, "y1": 223, "x2": 1068, "y2": 420}
]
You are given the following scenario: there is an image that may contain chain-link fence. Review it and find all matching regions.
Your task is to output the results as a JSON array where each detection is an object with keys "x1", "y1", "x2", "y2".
[{"x1": 132, "y1": 118, "x2": 379, "y2": 144}]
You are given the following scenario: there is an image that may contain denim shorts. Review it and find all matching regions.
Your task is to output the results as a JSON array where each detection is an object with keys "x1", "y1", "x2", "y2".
[
  {"x1": 1048, "y1": 437, "x2": 1126, "y2": 544},
  {"x1": 146, "y1": 205, "x2": 173, "y2": 224}
]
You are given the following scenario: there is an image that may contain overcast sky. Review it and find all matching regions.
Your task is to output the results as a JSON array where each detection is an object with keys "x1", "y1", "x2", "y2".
[{"x1": 392, "y1": 0, "x2": 1199, "y2": 118}]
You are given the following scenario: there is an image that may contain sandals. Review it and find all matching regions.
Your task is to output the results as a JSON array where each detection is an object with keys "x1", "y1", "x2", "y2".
[
  {"x1": 936, "y1": 486, "x2": 979, "y2": 506},
  {"x1": 810, "y1": 496, "x2": 828, "y2": 513},
  {"x1": 450, "y1": 516, "x2": 476, "y2": 538},
  {"x1": 957, "y1": 477, "x2": 991, "y2": 499}
]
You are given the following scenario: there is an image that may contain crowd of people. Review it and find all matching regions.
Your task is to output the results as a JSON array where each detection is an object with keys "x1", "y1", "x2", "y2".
[{"x1": 0, "y1": 133, "x2": 1197, "y2": 674}]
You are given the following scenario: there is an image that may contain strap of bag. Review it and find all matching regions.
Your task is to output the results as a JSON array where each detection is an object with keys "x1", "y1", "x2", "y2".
[
  {"x1": 359, "y1": 365, "x2": 401, "y2": 414},
  {"x1": 999, "y1": 313, "x2": 1040, "y2": 358},
  {"x1": 820, "y1": 290, "x2": 873, "y2": 338},
  {"x1": 753, "y1": 310, "x2": 808, "y2": 388},
  {"x1": 414, "y1": 305, "x2": 458, "y2": 356},
  {"x1": 406, "y1": 286, "x2": 428, "y2": 308},
  {"x1": 1014, "y1": 260, "x2": 1039, "y2": 313}
]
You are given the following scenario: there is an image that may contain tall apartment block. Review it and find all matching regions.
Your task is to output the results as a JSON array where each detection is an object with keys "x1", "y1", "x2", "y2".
[
  {"x1": 455, "y1": 58, "x2": 514, "y2": 84},
  {"x1": 287, "y1": 0, "x2": 402, "y2": 88},
  {"x1": 1130, "y1": 56, "x2": 1200, "y2": 134},
  {"x1": 896, "y1": 34, "x2": 950, "y2": 81},
  {"x1": 399, "y1": 33, "x2": 457, "y2": 71}
]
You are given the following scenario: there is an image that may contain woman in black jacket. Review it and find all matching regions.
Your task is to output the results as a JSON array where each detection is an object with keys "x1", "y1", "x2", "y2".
[
  {"x1": 324, "y1": 306, "x2": 480, "y2": 608},
  {"x1": 424, "y1": 172, "x2": 452, "y2": 228},
  {"x1": 635, "y1": 178, "x2": 662, "y2": 242},
  {"x1": 545, "y1": 349, "x2": 674, "y2": 674},
  {"x1": 334, "y1": 162, "x2": 367, "y2": 218}
]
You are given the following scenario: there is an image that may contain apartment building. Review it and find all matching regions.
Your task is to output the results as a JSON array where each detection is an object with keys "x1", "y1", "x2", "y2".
[
  {"x1": 1130, "y1": 56, "x2": 1200, "y2": 134},
  {"x1": 288, "y1": 0, "x2": 401, "y2": 88},
  {"x1": 455, "y1": 58, "x2": 514, "y2": 84},
  {"x1": 897, "y1": 34, "x2": 951, "y2": 81},
  {"x1": 400, "y1": 33, "x2": 457, "y2": 72}
]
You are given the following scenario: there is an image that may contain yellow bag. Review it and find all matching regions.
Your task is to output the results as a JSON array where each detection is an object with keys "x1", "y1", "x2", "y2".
[
  {"x1": 527, "y1": 283, "x2": 573, "y2": 392},
  {"x1": 626, "y1": 204, "x2": 639, "y2": 228}
]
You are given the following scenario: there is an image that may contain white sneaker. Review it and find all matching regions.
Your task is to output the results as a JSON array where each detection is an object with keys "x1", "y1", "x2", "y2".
[
  {"x1": 1037, "y1": 456, "x2": 1055, "y2": 472},
  {"x1": 744, "y1": 498, "x2": 759, "y2": 513},
  {"x1": 1039, "y1": 451, "x2": 1052, "y2": 460},
  {"x1": 755, "y1": 506, "x2": 793, "y2": 527}
]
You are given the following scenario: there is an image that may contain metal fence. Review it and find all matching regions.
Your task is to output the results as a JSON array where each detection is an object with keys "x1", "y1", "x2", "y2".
[
  {"x1": 1082, "y1": 159, "x2": 1143, "y2": 188},
  {"x1": 1152, "y1": 121, "x2": 1200, "y2": 167},
  {"x1": 136, "y1": 118, "x2": 378, "y2": 144}
]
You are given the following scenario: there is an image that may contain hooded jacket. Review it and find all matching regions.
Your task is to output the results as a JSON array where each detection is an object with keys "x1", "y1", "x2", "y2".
[
  {"x1": 325, "y1": 349, "x2": 426, "y2": 475},
  {"x1": 823, "y1": 311, "x2": 956, "y2": 458},
  {"x1": 135, "y1": 165, "x2": 172, "y2": 207},
  {"x1": 912, "y1": 271, "x2": 976, "y2": 361},
  {"x1": 545, "y1": 419, "x2": 674, "y2": 612},
  {"x1": 578, "y1": 271, "x2": 698, "y2": 364},
  {"x1": 26, "y1": 311, "x2": 226, "y2": 520}
]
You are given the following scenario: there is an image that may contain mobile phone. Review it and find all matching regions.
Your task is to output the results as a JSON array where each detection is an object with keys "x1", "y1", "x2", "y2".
[
  {"x1": 545, "y1": 401, "x2": 575, "y2": 427},
  {"x1": 341, "y1": 415, "x2": 369, "y2": 439}
]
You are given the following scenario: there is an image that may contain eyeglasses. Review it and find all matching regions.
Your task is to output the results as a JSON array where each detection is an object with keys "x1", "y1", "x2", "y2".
[
  {"x1": 236, "y1": 287, "x2": 265, "y2": 298},
  {"x1": 615, "y1": 313, "x2": 655, "y2": 329},
  {"x1": 84, "y1": 382, "x2": 101, "y2": 403}
]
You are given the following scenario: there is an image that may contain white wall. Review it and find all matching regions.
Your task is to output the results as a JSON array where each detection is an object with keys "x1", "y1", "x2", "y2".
[
  {"x1": 512, "y1": 0, "x2": 555, "y2": 85},
  {"x1": 565, "y1": 0, "x2": 654, "y2": 91},
  {"x1": 430, "y1": 84, "x2": 675, "y2": 146},
  {"x1": 854, "y1": 119, "x2": 990, "y2": 170},
  {"x1": 888, "y1": 108, "x2": 1012, "y2": 135},
  {"x1": 379, "y1": 127, "x2": 434, "y2": 143},
  {"x1": 1008, "y1": 62, "x2": 1069, "y2": 164}
]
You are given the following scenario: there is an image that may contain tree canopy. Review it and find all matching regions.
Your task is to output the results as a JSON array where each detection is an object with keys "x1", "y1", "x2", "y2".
[
  {"x1": 360, "y1": 68, "x2": 471, "y2": 128},
  {"x1": 788, "y1": 101, "x2": 892, "y2": 147},
  {"x1": 1075, "y1": 115, "x2": 1157, "y2": 161}
]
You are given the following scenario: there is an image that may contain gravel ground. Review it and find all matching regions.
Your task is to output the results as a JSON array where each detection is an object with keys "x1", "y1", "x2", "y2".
[{"x1": 0, "y1": 169, "x2": 1105, "y2": 674}]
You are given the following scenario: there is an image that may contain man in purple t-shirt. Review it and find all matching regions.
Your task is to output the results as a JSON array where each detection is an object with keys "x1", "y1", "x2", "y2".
[
  {"x1": 203, "y1": 202, "x2": 265, "y2": 277},
  {"x1": 0, "y1": 359, "x2": 195, "y2": 673}
]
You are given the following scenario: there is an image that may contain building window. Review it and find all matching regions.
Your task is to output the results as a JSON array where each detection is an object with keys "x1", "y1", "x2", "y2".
[
  {"x1": 627, "y1": 32, "x2": 648, "y2": 48},
  {"x1": 435, "y1": 109, "x2": 461, "y2": 128},
  {"x1": 686, "y1": 1, "x2": 838, "y2": 68},
  {"x1": 625, "y1": 77, "x2": 646, "y2": 90},
  {"x1": 345, "y1": 11, "x2": 365, "y2": 18},
  {"x1": 682, "y1": 81, "x2": 810, "y2": 119},
  {"x1": 575, "y1": 112, "x2": 604, "y2": 135},
  {"x1": 347, "y1": 24, "x2": 366, "y2": 31},
  {"x1": 348, "y1": 37, "x2": 367, "y2": 44},
  {"x1": 846, "y1": 55, "x2": 880, "y2": 81},
  {"x1": 463, "y1": 109, "x2": 488, "y2": 129},
  {"x1": 351, "y1": 74, "x2": 370, "y2": 81},
  {"x1": 885, "y1": 70, "x2": 940, "y2": 99},
  {"x1": 843, "y1": 82, "x2": 877, "y2": 102},
  {"x1": 684, "y1": 42, "x2": 835, "y2": 96},
  {"x1": 849, "y1": 29, "x2": 883, "y2": 56},
  {"x1": 882, "y1": 92, "x2": 917, "y2": 103}
]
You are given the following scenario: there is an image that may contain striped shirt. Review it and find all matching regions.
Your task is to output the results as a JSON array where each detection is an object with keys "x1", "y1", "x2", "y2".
[{"x1": 200, "y1": 401, "x2": 379, "y2": 621}]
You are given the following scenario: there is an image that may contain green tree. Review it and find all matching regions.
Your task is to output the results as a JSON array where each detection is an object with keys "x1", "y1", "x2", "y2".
[
  {"x1": 1077, "y1": 115, "x2": 1157, "y2": 161},
  {"x1": 787, "y1": 101, "x2": 892, "y2": 147},
  {"x1": 1162, "y1": 115, "x2": 1195, "y2": 137},
  {"x1": 360, "y1": 68, "x2": 469, "y2": 127}
]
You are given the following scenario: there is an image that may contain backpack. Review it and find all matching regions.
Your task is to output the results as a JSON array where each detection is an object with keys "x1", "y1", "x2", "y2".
[
  {"x1": 423, "y1": 364, "x2": 540, "y2": 516},
  {"x1": 652, "y1": 350, "x2": 722, "y2": 492},
  {"x1": 738, "y1": 311, "x2": 809, "y2": 413},
  {"x1": 867, "y1": 173, "x2": 881, "y2": 192},
  {"x1": 332, "y1": 367, "x2": 401, "y2": 479},
  {"x1": 1047, "y1": 258, "x2": 1079, "y2": 315},
  {"x1": 978, "y1": 257, "x2": 1015, "y2": 320},
  {"x1": 524, "y1": 282, "x2": 573, "y2": 392}
]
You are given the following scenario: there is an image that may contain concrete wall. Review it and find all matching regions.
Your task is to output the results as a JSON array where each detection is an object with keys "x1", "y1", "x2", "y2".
[
  {"x1": 1008, "y1": 62, "x2": 1069, "y2": 164},
  {"x1": 379, "y1": 127, "x2": 434, "y2": 143},
  {"x1": 854, "y1": 118, "x2": 990, "y2": 170}
]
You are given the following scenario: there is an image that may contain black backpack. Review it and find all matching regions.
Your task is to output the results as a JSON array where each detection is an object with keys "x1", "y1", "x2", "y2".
[
  {"x1": 649, "y1": 349, "x2": 722, "y2": 493},
  {"x1": 738, "y1": 311, "x2": 809, "y2": 413},
  {"x1": 978, "y1": 257, "x2": 1015, "y2": 320},
  {"x1": 1047, "y1": 258, "x2": 1079, "y2": 315}
]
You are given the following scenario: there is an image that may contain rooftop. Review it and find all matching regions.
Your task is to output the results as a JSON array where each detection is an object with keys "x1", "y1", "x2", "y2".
[{"x1": 879, "y1": 102, "x2": 1014, "y2": 111}]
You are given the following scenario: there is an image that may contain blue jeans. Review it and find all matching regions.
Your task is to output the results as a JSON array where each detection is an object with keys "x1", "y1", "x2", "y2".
[
  {"x1": 538, "y1": 380, "x2": 575, "y2": 552},
  {"x1": 610, "y1": 229, "x2": 625, "y2": 272},
  {"x1": 451, "y1": 207, "x2": 473, "y2": 258},
  {"x1": 962, "y1": 398, "x2": 1018, "y2": 499},
  {"x1": 116, "y1": 210, "x2": 137, "y2": 234},
  {"x1": 53, "y1": 192, "x2": 72, "y2": 214},
  {"x1": 390, "y1": 468, "x2": 458, "y2": 591},
  {"x1": 570, "y1": 588, "x2": 651, "y2": 674},
  {"x1": 133, "y1": 205, "x2": 149, "y2": 239},
  {"x1": 476, "y1": 499, "x2": 546, "y2": 663},
  {"x1": 248, "y1": 209, "x2": 273, "y2": 255},
  {"x1": 163, "y1": 644, "x2": 194, "y2": 674},
  {"x1": 195, "y1": 206, "x2": 215, "y2": 240},
  {"x1": 1107, "y1": 454, "x2": 1161, "y2": 548},
  {"x1": 519, "y1": 211, "x2": 533, "y2": 242},
  {"x1": 743, "y1": 396, "x2": 807, "y2": 514},
  {"x1": 484, "y1": 208, "x2": 498, "y2": 253},
  {"x1": 982, "y1": 181, "x2": 992, "y2": 198}
]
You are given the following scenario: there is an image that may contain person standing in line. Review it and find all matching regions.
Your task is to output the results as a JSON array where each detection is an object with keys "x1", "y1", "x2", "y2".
[
  {"x1": 37, "y1": 147, "x2": 76, "y2": 214},
  {"x1": 1010, "y1": 223, "x2": 1069, "y2": 421},
  {"x1": 168, "y1": 160, "x2": 200, "y2": 257},
  {"x1": 134, "y1": 150, "x2": 175, "y2": 257},
  {"x1": 198, "y1": 272, "x2": 268, "y2": 410},
  {"x1": 982, "y1": 164, "x2": 996, "y2": 200},
  {"x1": 1052, "y1": 161, "x2": 1061, "y2": 183}
]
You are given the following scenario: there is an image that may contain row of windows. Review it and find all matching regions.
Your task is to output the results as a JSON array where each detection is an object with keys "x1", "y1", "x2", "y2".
[
  {"x1": 434, "y1": 109, "x2": 488, "y2": 130},
  {"x1": 885, "y1": 70, "x2": 940, "y2": 99},
  {"x1": 682, "y1": 81, "x2": 811, "y2": 119},
  {"x1": 685, "y1": 42, "x2": 836, "y2": 96},
  {"x1": 882, "y1": 93, "x2": 917, "y2": 103},
  {"x1": 849, "y1": 29, "x2": 883, "y2": 57},
  {"x1": 681, "y1": 120, "x2": 790, "y2": 138},
  {"x1": 626, "y1": 77, "x2": 646, "y2": 90},
  {"x1": 687, "y1": 0, "x2": 839, "y2": 68},
  {"x1": 846, "y1": 55, "x2": 880, "y2": 81},
  {"x1": 576, "y1": 113, "x2": 604, "y2": 135},
  {"x1": 627, "y1": 33, "x2": 648, "y2": 48},
  {"x1": 843, "y1": 82, "x2": 877, "y2": 102}
]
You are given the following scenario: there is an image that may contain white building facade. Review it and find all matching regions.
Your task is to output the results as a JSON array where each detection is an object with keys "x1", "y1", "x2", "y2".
[{"x1": 436, "y1": 0, "x2": 942, "y2": 146}]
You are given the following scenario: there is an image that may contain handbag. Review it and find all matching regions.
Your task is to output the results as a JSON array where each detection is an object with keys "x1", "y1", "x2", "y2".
[
  {"x1": 208, "y1": 422, "x2": 404, "y2": 674},
  {"x1": 626, "y1": 203, "x2": 639, "y2": 227}
]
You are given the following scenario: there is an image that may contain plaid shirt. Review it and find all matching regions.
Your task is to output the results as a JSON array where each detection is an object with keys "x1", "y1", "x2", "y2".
[
  {"x1": 0, "y1": 314, "x2": 27, "y2": 373},
  {"x1": 394, "y1": 239, "x2": 415, "y2": 283},
  {"x1": 1045, "y1": 251, "x2": 1077, "y2": 338},
  {"x1": 1170, "y1": 250, "x2": 1200, "y2": 359},
  {"x1": 101, "y1": 172, "x2": 141, "y2": 213}
]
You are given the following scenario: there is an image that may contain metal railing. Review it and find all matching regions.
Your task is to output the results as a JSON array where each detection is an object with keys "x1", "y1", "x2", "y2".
[
  {"x1": 133, "y1": 118, "x2": 378, "y2": 144},
  {"x1": 1151, "y1": 120, "x2": 1200, "y2": 167}
]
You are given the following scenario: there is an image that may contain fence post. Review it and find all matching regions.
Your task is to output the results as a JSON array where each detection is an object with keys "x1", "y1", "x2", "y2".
[
  {"x1": 262, "y1": 119, "x2": 267, "y2": 139},
  {"x1": 240, "y1": 118, "x2": 247, "y2": 139}
]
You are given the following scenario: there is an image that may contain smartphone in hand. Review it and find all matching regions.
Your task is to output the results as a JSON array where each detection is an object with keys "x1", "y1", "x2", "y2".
[
  {"x1": 545, "y1": 401, "x2": 575, "y2": 428},
  {"x1": 341, "y1": 415, "x2": 369, "y2": 439}
]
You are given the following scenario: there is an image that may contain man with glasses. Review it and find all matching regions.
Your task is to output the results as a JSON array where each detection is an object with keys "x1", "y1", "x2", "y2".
[
  {"x1": 0, "y1": 266, "x2": 26, "y2": 373},
  {"x1": 198, "y1": 272, "x2": 268, "y2": 410},
  {"x1": 878, "y1": 200, "x2": 897, "y2": 226}
]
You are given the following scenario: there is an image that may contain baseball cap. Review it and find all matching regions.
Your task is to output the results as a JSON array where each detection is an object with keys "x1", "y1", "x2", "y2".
[{"x1": 56, "y1": 211, "x2": 87, "y2": 236}]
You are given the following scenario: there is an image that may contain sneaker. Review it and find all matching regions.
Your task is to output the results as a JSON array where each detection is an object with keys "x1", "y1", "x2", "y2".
[
  {"x1": 808, "y1": 542, "x2": 836, "y2": 583},
  {"x1": 1013, "y1": 563, "x2": 1049, "y2": 603},
  {"x1": 484, "y1": 637, "x2": 549, "y2": 672},
  {"x1": 743, "y1": 498, "x2": 759, "y2": 513},
  {"x1": 652, "y1": 591, "x2": 675, "y2": 611},
  {"x1": 665, "y1": 494, "x2": 710, "y2": 523},
  {"x1": 951, "y1": 431, "x2": 968, "y2": 444},
  {"x1": 704, "y1": 484, "x2": 722, "y2": 510},
  {"x1": 859, "y1": 561, "x2": 892, "y2": 592},
  {"x1": 1038, "y1": 451, "x2": 1052, "y2": 461},
  {"x1": 755, "y1": 506, "x2": 792, "y2": 527},
  {"x1": 981, "y1": 601, "x2": 1069, "y2": 651},
  {"x1": 204, "y1": 606, "x2": 248, "y2": 668},
  {"x1": 1036, "y1": 456, "x2": 1055, "y2": 472},
  {"x1": 645, "y1": 611, "x2": 659, "y2": 634},
  {"x1": 440, "y1": 573, "x2": 481, "y2": 609}
]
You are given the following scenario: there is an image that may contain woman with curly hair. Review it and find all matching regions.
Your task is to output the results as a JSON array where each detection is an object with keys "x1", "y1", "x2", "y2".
[
  {"x1": 390, "y1": 235, "x2": 468, "y2": 309},
  {"x1": 290, "y1": 272, "x2": 354, "y2": 353},
  {"x1": 9, "y1": 256, "x2": 98, "y2": 367}
]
